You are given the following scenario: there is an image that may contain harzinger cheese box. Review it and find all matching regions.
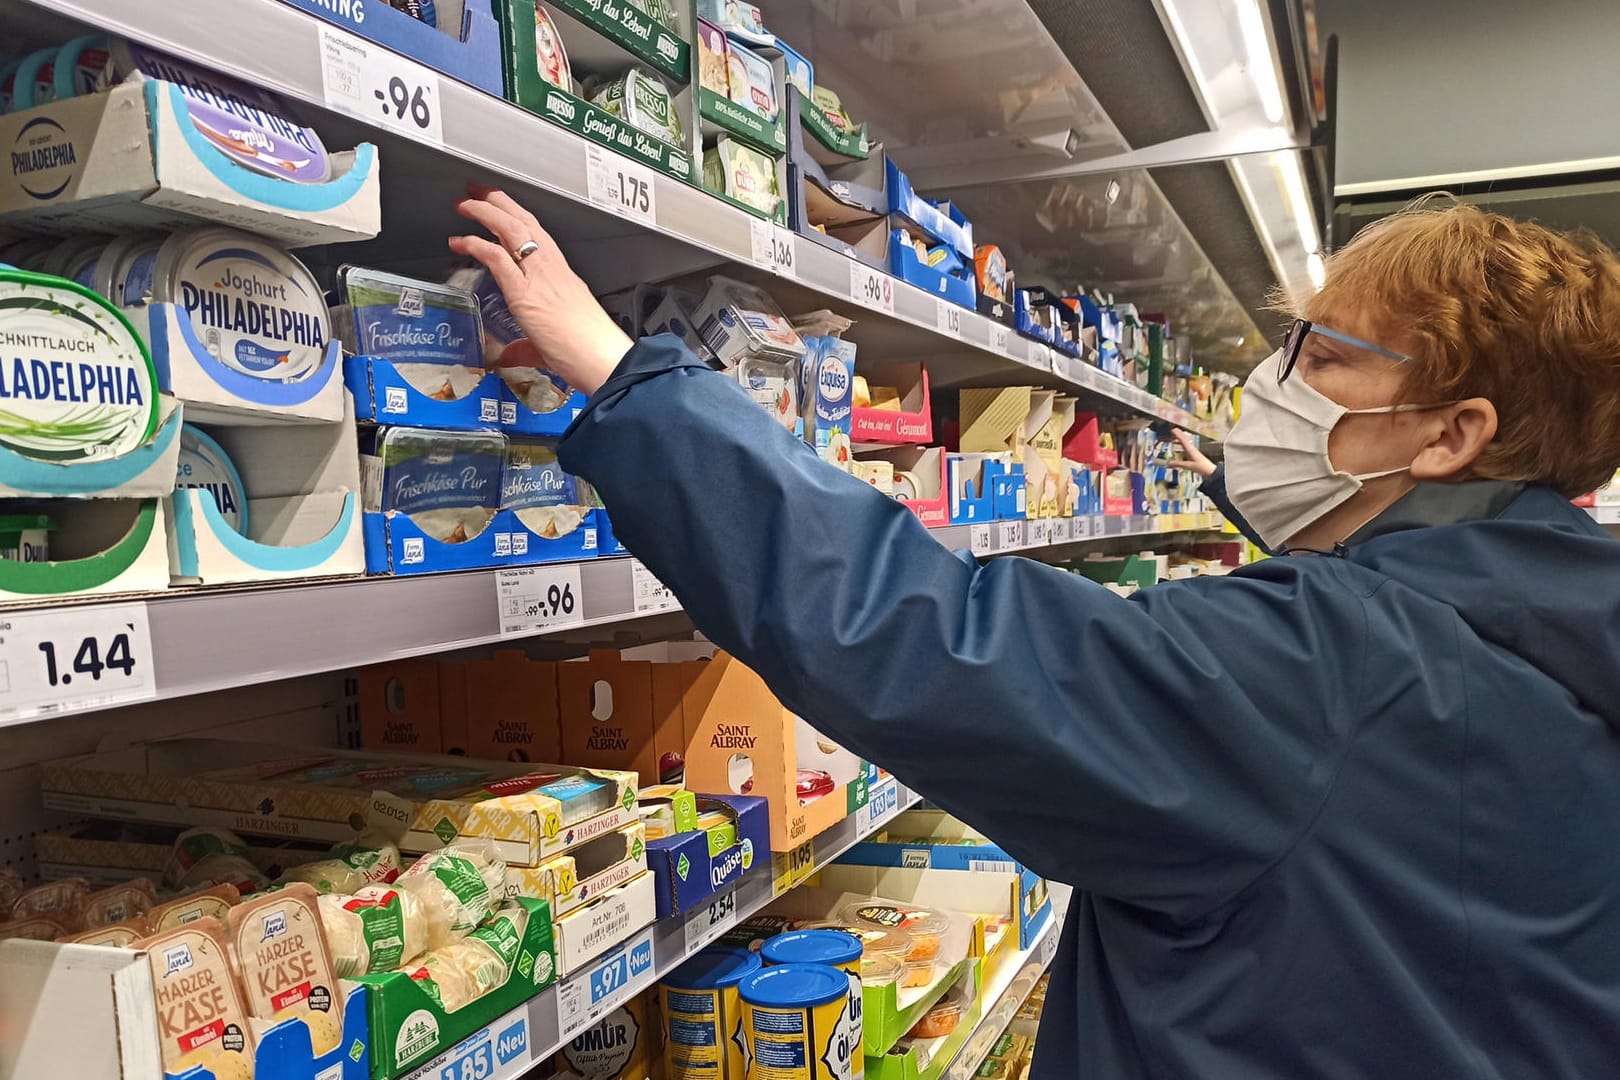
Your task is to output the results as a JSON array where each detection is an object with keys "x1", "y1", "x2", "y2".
[{"x1": 40, "y1": 739, "x2": 638, "y2": 866}]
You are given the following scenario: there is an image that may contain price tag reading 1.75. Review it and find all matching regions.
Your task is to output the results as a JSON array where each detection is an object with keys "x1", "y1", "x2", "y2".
[
  {"x1": 0, "y1": 603, "x2": 156, "y2": 725},
  {"x1": 850, "y1": 261, "x2": 894, "y2": 315},
  {"x1": 586, "y1": 144, "x2": 658, "y2": 226},
  {"x1": 318, "y1": 25, "x2": 445, "y2": 147},
  {"x1": 495, "y1": 564, "x2": 586, "y2": 637}
]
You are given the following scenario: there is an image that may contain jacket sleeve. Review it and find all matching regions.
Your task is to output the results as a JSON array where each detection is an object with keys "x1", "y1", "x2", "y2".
[
  {"x1": 1199, "y1": 464, "x2": 1271, "y2": 553},
  {"x1": 560, "y1": 337, "x2": 1365, "y2": 920}
]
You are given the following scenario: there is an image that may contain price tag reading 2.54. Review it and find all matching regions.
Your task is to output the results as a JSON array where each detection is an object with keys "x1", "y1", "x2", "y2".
[
  {"x1": 318, "y1": 25, "x2": 445, "y2": 147},
  {"x1": 684, "y1": 883, "x2": 740, "y2": 953},
  {"x1": 850, "y1": 262, "x2": 894, "y2": 315},
  {"x1": 496, "y1": 565, "x2": 586, "y2": 637},
  {"x1": 0, "y1": 603, "x2": 156, "y2": 725},
  {"x1": 586, "y1": 145, "x2": 658, "y2": 226}
]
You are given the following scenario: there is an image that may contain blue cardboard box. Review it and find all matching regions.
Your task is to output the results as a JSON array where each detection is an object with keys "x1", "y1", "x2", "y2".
[{"x1": 646, "y1": 793, "x2": 770, "y2": 917}]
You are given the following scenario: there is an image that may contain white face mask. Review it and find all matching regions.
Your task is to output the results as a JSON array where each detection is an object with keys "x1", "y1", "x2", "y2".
[{"x1": 1224, "y1": 349, "x2": 1429, "y2": 550}]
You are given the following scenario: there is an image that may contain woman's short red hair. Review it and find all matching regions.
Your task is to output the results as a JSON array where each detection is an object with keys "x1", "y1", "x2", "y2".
[{"x1": 1297, "y1": 200, "x2": 1620, "y2": 497}]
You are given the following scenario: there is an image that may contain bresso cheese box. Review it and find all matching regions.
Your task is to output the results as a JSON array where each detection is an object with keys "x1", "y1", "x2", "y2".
[
  {"x1": 152, "y1": 226, "x2": 331, "y2": 382},
  {"x1": 0, "y1": 267, "x2": 158, "y2": 462}
]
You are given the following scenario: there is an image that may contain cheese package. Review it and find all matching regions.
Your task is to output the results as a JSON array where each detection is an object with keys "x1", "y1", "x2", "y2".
[
  {"x1": 800, "y1": 335, "x2": 856, "y2": 467},
  {"x1": 364, "y1": 427, "x2": 504, "y2": 544},
  {"x1": 705, "y1": 137, "x2": 781, "y2": 217},
  {"x1": 502, "y1": 440, "x2": 590, "y2": 540},
  {"x1": 534, "y1": 7, "x2": 573, "y2": 89},
  {"x1": 0, "y1": 916, "x2": 67, "y2": 942},
  {"x1": 139, "y1": 917, "x2": 257, "y2": 1078},
  {"x1": 62, "y1": 914, "x2": 153, "y2": 947},
  {"x1": 405, "y1": 900, "x2": 529, "y2": 1012},
  {"x1": 778, "y1": 41, "x2": 813, "y2": 98},
  {"x1": 101, "y1": 38, "x2": 332, "y2": 184},
  {"x1": 697, "y1": 19, "x2": 730, "y2": 96},
  {"x1": 82, "y1": 877, "x2": 159, "y2": 928},
  {"x1": 693, "y1": 276, "x2": 805, "y2": 368},
  {"x1": 591, "y1": 69, "x2": 684, "y2": 149},
  {"x1": 177, "y1": 424, "x2": 250, "y2": 534},
  {"x1": 279, "y1": 837, "x2": 401, "y2": 895},
  {"x1": 698, "y1": 0, "x2": 772, "y2": 45},
  {"x1": 317, "y1": 885, "x2": 432, "y2": 976},
  {"x1": 150, "y1": 883, "x2": 243, "y2": 931},
  {"x1": 226, "y1": 883, "x2": 345, "y2": 1057},
  {"x1": 165, "y1": 828, "x2": 271, "y2": 895},
  {"x1": 151, "y1": 227, "x2": 330, "y2": 383},
  {"x1": 975, "y1": 245, "x2": 1010, "y2": 302},
  {"x1": 40, "y1": 235, "x2": 108, "y2": 287},
  {"x1": 92, "y1": 232, "x2": 164, "y2": 309},
  {"x1": 335, "y1": 266, "x2": 485, "y2": 401},
  {"x1": 397, "y1": 841, "x2": 508, "y2": 944},
  {"x1": 812, "y1": 85, "x2": 854, "y2": 133},
  {"x1": 13, "y1": 877, "x2": 90, "y2": 932},
  {"x1": 725, "y1": 39, "x2": 777, "y2": 123},
  {"x1": 445, "y1": 264, "x2": 575, "y2": 416}
]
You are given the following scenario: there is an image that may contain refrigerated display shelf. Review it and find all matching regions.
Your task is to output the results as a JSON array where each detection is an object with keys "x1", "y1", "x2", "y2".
[
  {"x1": 391, "y1": 777, "x2": 920, "y2": 1080},
  {"x1": 0, "y1": 515, "x2": 1221, "y2": 726},
  {"x1": 3, "y1": 0, "x2": 1221, "y2": 439},
  {"x1": 939, "y1": 909, "x2": 1063, "y2": 1080}
]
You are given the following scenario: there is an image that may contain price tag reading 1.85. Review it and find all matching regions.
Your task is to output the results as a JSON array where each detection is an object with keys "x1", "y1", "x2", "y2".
[
  {"x1": 0, "y1": 603, "x2": 156, "y2": 725},
  {"x1": 495, "y1": 564, "x2": 586, "y2": 637},
  {"x1": 318, "y1": 25, "x2": 445, "y2": 147},
  {"x1": 850, "y1": 261, "x2": 894, "y2": 315},
  {"x1": 586, "y1": 145, "x2": 658, "y2": 226}
]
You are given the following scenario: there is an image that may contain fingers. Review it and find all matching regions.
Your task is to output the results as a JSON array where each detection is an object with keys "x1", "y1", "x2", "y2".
[
  {"x1": 448, "y1": 234, "x2": 526, "y2": 298},
  {"x1": 454, "y1": 196, "x2": 533, "y2": 256}
]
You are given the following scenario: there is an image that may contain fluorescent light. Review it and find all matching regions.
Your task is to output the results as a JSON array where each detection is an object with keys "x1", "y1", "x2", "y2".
[
  {"x1": 1278, "y1": 151, "x2": 1319, "y2": 254},
  {"x1": 1237, "y1": 0, "x2": 1285, "y2": 124},
  {"x1": 1307, "y1": 252, "x2": 1326, "y2": 290}
]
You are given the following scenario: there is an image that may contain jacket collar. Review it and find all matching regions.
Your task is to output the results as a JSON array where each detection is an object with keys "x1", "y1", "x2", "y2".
[{"x1": 1344, "y1": 479, "x2": 1528, "y2": 548}]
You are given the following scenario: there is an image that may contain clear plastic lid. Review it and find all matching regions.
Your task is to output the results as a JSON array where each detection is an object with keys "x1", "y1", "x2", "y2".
[
  {"x1": 858, "y1": 951, "x2": 903, "y2": 987},
  {"x1": 800, "y1": 919, "x2": 913, "y2": 958},
  {"x1": 840, "y1": 899, "x2": 951, "y2": 942}
]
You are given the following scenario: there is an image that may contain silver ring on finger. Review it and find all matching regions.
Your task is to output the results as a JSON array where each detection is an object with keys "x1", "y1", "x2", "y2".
[{"x1": 512, "y1": 240, "x2": 541, "y2": 263}]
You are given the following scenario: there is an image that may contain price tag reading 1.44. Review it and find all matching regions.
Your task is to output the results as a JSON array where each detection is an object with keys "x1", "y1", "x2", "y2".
[
  {"x1": 586, "y1": 144, "x2": 658, "y2": 226},
  {"x1": 850, "y1": 262, "x2": 894, "y2": 315},
  {"x1": 684, "y1": 883, "x2": 740, "y2": 954},
  {"x1": 496, "y1": 565, "x2": 586, "y2": 637},
  {"x1": 318, "y1": 25, "x2": 445, "y2": 147},
  {"x1": 0, "y1": 604, "x2": 156, "y2": 725}
]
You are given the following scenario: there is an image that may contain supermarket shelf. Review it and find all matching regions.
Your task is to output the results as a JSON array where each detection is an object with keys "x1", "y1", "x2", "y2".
[
  {"x1": 1587, "y1": 505, "x2": 1620, "y2": 525},
  {"x1": 6, "y1": 0, "x2": 1220, "y2": 439},
  {"x1": 940, "y1": 908, "x2": 1063, "y2": 1080},
  {"x1": 0, "y1": 514, "x2": 1221, "y2": 726},
  {"x1": 394, "y1": 777, "x2": 921, "y2": 1080}
]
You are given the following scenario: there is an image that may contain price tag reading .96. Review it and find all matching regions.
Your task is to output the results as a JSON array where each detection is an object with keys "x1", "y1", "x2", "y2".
[
  {"x1": 496, "y1": 564, "x2": 586, "y2": 637},
  {"x1": 0, "y1": 604, "x2": 156, "y2": 725},
  {"x1": 318, "y1": 25, "x2": 444, "y2": 147},
  {"x1": 586, "y1": 145, "x2": 658, "y2": 226},
  {"x1": 850, "y1": 261, "x2": 894, "y2": 315}
]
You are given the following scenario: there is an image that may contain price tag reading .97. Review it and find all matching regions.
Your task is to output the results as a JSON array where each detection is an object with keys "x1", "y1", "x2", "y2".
[
  {"x1": 850, "y1": 261, "x2": 894, "y2": 315},
  {"x1": 496, "y1": 564, "x2": 586, "y2": 637},
  {"x1": 318, "y1": 25, "x2": 444, "y2": 146},
  {"x1": 0, "y1": 604, "x2": 156, "y2": 724}
]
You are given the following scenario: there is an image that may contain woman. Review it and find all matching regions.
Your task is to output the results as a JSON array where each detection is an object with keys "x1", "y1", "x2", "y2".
[{"x1": 452, "y1": 192, "x2": 1620, "y2": 1077}]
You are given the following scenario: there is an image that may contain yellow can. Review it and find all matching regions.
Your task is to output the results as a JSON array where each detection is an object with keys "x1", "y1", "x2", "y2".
[
  {"x1": 738, "y1": 963, "x2": 853, "y2": 1080},
  {"x1": 760, "y1": 929, "x2": 865, "y2": 1077},
  {"x1": 661, "y1": 946, "x2": 762, "y2": 1080}
]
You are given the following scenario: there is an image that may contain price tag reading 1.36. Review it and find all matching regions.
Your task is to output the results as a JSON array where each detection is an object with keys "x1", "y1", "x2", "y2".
[
  {"x1": 0, "y1": 604, "x2": 156, "y2": 725},
  {"x1": 318, "y1": 25, "x2": 445, "y2": 147},
  {"x1": 684, "y1": 882, "x2": 740, "y2": 954},
  {"x1": 850, "y1": 261, "x2": 895, "y2": 315},
  {"x1": 749, "y1": 219, "x2": 798, "y2": 279},
  {"x1": 496, "y1": 565, "x2": 586, "y2": 637},
  {"x1": 586, "y1": 144, "x2": 658, "y2": 226}
]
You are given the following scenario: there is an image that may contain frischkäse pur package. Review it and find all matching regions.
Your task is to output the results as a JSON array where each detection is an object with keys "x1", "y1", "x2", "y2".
[
  {"x1": 363, "y1": 427, "x2": 504, "y2": 545},
  {"x1": 502, "y1": 440, "x2": 590, "y2": 540},
  {"x1": 335, "y1": 266, "x2": 486, "y2": 402}
]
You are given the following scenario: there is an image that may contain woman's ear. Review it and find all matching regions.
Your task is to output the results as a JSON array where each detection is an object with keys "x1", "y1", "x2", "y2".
[{"x1": 1410, "y1": 397, "x2": 1498, "y2": 481}]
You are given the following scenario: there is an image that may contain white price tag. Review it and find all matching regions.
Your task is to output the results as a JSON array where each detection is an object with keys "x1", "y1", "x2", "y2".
[
  {"x1": 849, "y1": 261, "x2": 894, "y2": 315},
  {"x1": 991, "y1": 325, "x2": 1011, "y2": 354},
  {"x1": 866, "y1": 778, "x2": 900, "y2": 828},
  {"x1": 630, "y1": 560, "x2": 679, "y2": 615},
  {"x1": 750, "y1": 219, "x2": 798, "y2": 278},
  {"x1": 683, "y1": 884, "x2": 740, "y2": 954},
  {"x1": 1050, "y1": 517, "x2": 1072, "y2": 544},
  {"x1": 1027, "y1": 519, "x2": 1053, "y2": 546},
  {"x1": 556, "y1": 928, "x2": 656, "y2": 1040},
  {"x1": 998, "y1": 521, "x2": 1026, "y2": 549},
  {"x1": 969, "y1": 523, "x2": 992, "y2": 556},
  {"x1": 936, "y1": 298, "x2": 962, "y2": 338},
  {"x1": 1039, "y1": 922, "x2": 1060, "y2": 968},
  {"x1": 1076, "y1": 516, "x2": 1096, "y2": 540},
  {"x1": 496, "y1": 564, "x2": 586, "y2": 636},
  {"x1": 318, "y1": 25, "x2": 444, "y2": 147},
  {"x1": 0, "y1": 604, "x2": 155, "y2": 724},
  {"x1": 585, "y1": 144, "x2": 657, "y2": 225}
]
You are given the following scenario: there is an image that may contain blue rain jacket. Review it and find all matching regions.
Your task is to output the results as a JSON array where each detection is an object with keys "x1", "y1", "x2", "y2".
[{"x1": 558, "y1": 336, "x2": 1620, "y2": 1078}]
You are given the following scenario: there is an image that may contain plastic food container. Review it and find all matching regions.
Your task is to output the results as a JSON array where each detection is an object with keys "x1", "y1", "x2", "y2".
[
  {"x1": 0, "y1": 514, "x2": 51, "y2": 563},
  {"x1": 177, "y1": 424, "x2": 249, "y2": 533},
  {"x1": 802, "y1": 919, "x2": 912, "y2": 959},
  {"x1": 858, "y1": 952, "x2": 903, "y2": 987},
  {"x1": 841, "y1": 901, "x2": 951, "y2": 962},
  {"x1": 908, "y1": 995, "x2": 964, "y2": 1039},
  {"x1": 900, "y1": 958, "x2": 935, "y2": 989}
]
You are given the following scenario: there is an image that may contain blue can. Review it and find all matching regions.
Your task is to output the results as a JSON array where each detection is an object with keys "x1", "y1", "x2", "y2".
[
  {"x1": 661, "y1": 946, "x2": 762, "y2": 1080},
  {"x1": 760, "y1": 931, "x2": 865, "y2": 1075},
  {"x1": 738, "y1": 962, "x2": 854, "y2": 1080}
]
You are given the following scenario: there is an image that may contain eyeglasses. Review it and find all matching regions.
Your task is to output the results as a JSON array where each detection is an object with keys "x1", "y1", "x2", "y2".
[{"x1": 1279, "y1": 319, "x2": 1418, "y2": 383}]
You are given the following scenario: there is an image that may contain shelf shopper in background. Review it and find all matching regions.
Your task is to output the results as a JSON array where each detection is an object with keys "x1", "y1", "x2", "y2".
[{"x1": 452, "y1": 186, "x2": 1620, "y2": 1079}]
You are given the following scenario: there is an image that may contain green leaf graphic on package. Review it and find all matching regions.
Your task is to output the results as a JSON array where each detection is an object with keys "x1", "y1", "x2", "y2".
[{"x1": 0, "y1": 276, "x2": 159, "y2": 463}]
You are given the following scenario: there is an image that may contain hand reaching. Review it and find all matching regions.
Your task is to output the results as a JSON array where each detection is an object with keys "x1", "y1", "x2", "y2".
[
  {"x1": 1171, "y1": 428, "x2": 1217, "y2": 478},
  {"x1": 448, "y1": 184, "x2": 632, "y2": 395}
]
